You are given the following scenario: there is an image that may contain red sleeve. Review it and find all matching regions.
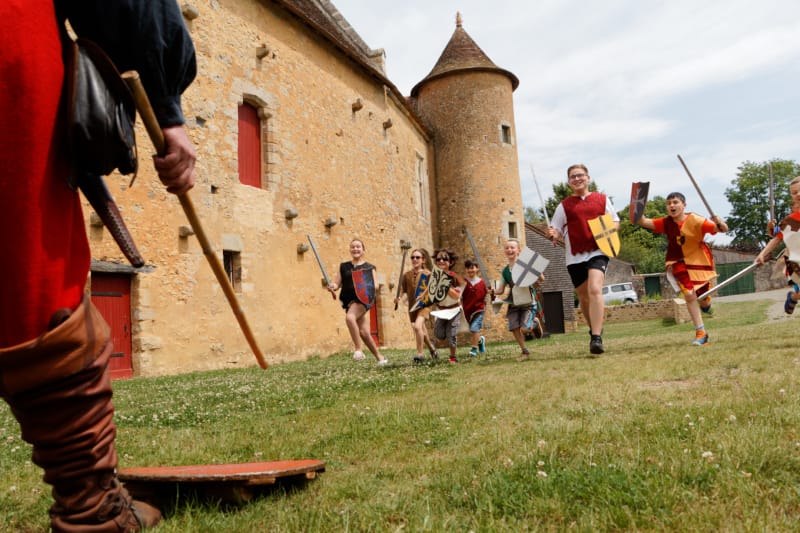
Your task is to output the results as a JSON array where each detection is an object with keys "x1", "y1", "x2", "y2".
[
  {"x1": 652, "y1": 217, "x2": 666, "y2": 234},
  {"x1": 700, "y1": 218, "x2": 718, "y2": 235}
]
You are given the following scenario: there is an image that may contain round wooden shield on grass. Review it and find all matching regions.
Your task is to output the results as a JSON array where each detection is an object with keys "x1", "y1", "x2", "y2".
[{"x1": 119, "y1": 459, "x2": 326, "y2": 506}]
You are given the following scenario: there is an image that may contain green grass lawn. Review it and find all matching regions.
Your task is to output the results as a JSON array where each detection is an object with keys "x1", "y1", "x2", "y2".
[{"x1": 2, "y1": 299, "x2": 799, "y2": 532}]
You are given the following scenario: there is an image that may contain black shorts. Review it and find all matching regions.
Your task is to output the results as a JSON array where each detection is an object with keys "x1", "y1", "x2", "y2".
[{"x1": 567, "y1": 255, "x2": 609, "y2": 288}]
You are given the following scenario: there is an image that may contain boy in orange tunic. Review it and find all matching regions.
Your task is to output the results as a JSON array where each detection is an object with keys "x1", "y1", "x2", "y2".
[{"x1": 636, "y1": 192, "x2": 728, "y2": 345}]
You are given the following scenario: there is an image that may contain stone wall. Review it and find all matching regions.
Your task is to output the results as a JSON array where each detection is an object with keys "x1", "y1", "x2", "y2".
[
  {"x1": 574, "y1": 299, "x2": 690, "y2": 329},
  {"x1": 87, "y1": 0, "x2": 446, "y2": 374}
]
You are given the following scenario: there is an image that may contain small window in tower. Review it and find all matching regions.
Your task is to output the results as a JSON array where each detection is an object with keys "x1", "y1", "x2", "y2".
[
  {"x1": 501, "y1": 124, "x2": 512, "y2": 145},
  {"x1": 223, "y1": 250, "x2": 242, "y2": 293},
  {"x1": 508, "y1": 221, "x2": 518, "y2": 239}
]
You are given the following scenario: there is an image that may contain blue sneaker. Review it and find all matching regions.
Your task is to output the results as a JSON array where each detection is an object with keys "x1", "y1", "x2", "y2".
[
  {"x1": 692, "y1": 332, "x2": 709, "y2": 346},
  {"x1": 478, "y1": 336, "x2": 486, "y2": 353},
  {"x1": 785, "y1": 291, "x2": 797, "y2": 315}
]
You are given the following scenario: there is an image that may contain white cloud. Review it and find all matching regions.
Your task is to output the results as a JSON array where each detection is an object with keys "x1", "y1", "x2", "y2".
[{"x1": 335, "y1": 0, "x2": 800, "y2": 224}]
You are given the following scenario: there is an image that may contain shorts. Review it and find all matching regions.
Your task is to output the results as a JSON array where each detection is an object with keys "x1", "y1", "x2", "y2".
[
  {"x1": 467, "y1": 310, "x2": 485, "y2": 333},
  {"x1": 344, "y1": 299, "x2": 371, "y2": 312},
  {"x1": 506, "y1": 305, "x2": 534, "y2": 332},
  {"x1": 434, "y1": 314, "x2": 461, "y2": 347},
  {"x1": 567, "y1": 255, "x2": 609, "y2": 288}
]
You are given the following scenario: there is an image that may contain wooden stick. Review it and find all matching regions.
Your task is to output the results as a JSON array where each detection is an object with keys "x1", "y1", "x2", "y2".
[
  {"x1": 768, "y1": 162, "x2": 775, "y2": 223},
  {"x1": 677, "y1": 154, "x2": 717, "y2": 219},
  {"x1": 121, "y1": 71, "x2": 268, "y2": 370}
]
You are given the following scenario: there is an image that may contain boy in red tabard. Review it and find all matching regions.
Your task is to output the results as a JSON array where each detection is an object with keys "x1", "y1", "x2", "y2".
[
  {"x1": 756, "y1": 176, "x2": 800, "y2": 314},
  {"x1": 636, "y1": 192, "x2": 728, "y2": 345},
  {"x1": 547, "y1": 164, "x2": 619, "y2": 355},
  {"x1": 462, "y1": 259, "x2": 488, "y2": 357}
]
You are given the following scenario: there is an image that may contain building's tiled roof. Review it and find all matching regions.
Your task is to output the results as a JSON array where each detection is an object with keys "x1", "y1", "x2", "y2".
[
  {"x1": 410, "y1": 13, "x2": 519, "y2": 97},
  {"x1": 275, "y1": 0, "x2": 387, "y2": 78}
]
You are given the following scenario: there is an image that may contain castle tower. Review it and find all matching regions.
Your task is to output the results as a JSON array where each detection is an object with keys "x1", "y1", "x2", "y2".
[{"x1": 410, "y1": 13, "x2": 523, "y2": 282}]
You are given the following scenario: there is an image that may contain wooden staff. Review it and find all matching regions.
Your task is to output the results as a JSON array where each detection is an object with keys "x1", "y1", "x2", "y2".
[
  {"x1": 121, "y1": 71, "x2": 268, "y2": 370},
  {"x1": 677, "y1": 154, "x2": 717, "y2": 219},
  {"x1": 768, "y1": 162, "x2": 775, "y2": 222}
]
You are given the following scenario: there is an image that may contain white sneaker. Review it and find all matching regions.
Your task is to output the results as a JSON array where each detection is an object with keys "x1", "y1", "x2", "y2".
[
  {"x1": 377, "y1": 359, "x2": 389, "y2": 366},
  {"x1": 353, "y1": 350, "x2": 366, "y2": 361}
]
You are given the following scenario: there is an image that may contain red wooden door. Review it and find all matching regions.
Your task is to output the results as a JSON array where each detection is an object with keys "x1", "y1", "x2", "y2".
[
  {"x1": 369, "y1": 304, "x2": 380, "y2": 346},
  {"x1": 238, "y1": 103, "x2": 261, "y2": 187},
  {"x1": 91, "y1": 273, "x2": 133, "y2": 379}
]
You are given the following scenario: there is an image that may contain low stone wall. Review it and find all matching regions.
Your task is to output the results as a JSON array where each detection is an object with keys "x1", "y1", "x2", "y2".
[{"x1": 573, "y1": 299, "x2": 690, "y2": 329}]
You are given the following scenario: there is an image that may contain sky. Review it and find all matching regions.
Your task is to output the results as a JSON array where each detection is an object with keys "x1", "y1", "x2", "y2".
[{"x1": 334, "y1": 0, "x2": 800, "y2": 244}]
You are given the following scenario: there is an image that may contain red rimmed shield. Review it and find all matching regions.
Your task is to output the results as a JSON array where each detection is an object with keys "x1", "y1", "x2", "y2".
[{"x1": 352, "y1": 266, "x2": 375, "y2": 306}]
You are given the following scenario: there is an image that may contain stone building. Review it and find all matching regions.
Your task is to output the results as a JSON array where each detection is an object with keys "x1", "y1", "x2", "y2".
[{"x1": 86, "y1": 0, "x2": 526, "y2": 377}]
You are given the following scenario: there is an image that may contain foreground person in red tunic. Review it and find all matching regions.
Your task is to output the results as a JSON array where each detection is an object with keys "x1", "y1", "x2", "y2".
[
  {"x1": 547, "y1": 164, "x2": 619, "y2": 356},
  {"x1": 0, "y1": 1, "x2": 196, "y2": 530}
]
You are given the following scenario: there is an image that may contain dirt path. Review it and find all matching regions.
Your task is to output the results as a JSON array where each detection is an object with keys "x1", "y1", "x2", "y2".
[{"x1": 715, "y1": 288, "x2": 793, "y2": 322}]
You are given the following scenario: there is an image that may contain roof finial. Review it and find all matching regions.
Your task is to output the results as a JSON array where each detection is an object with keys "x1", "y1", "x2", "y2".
[{"x1": 456, "y1": 12, "x2": 462, "y2": 28}]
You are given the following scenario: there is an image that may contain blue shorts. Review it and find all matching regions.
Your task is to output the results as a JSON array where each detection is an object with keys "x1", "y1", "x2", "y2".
[{"x1": 467, "y1": 310, "x2": 485, "y2": 333}]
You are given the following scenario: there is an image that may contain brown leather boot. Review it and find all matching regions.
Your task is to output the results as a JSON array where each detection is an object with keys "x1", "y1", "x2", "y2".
[
  {"x1": 50, "y1": 473, "x2": 161, "y2": 532},
  {"x1": 0, "y1": 298, "x2": 162, "y2": 532}
]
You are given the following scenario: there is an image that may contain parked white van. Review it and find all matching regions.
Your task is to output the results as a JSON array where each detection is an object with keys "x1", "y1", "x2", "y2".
[{"x1": 602, "y1": 282, "x2": 638, "y2": 305}]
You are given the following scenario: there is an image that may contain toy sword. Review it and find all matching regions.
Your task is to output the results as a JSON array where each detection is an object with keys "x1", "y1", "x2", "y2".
[
  {"x1": 531, "y1": 164, "x2": 550, "y2": 227},
  {"x1": 702, "y1": 262, "x2": 760, "y2": 299},
  {"x1": 465, "y1": 227, "x2": 491, "y2": 284},
  {"x1": 307, "y1": 235, "x2": 335, "y2": 300}
]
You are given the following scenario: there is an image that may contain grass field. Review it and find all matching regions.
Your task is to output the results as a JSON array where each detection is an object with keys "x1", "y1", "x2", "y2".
[{"x1": 1, "y1": 298, "x2": 798, "y2": 532}]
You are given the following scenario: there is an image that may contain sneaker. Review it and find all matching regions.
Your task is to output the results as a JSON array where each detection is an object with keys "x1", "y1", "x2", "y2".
[
  {"x1": 469, "y1": 347, "x2": 478, "y2": 357},
  {"x1": 518, "y1": 348, "x2": 531, "y2": 361},
  {"x1": 532, "y1": 317, "x2": 544, "y2": 339},
  {"x1": 413, "y1": 355, "x2": 425, "y2": 364},
  {"x1": 377, "y1": 358, "x2": 389, "y2": 366},
  {"x1": 478, "y1": 335, "x2": 486, "y2": 353},
  {"x1": 785, "y1": 291, "x2": 797, "y2": 315},
  {"x1": 429, "y1": 347, "x2": 439, "y2": 359},
  {"x1": 353, "y1": 350, "x2": 366, "y2": 361},
  {"x1": 692, "y1": 332, "x2": 709, "y2": 346},
  {"x1": 448, "y1": 356, "x2": 458, "y2": 363},
  {"x1": 589, "y1": 335, "x2": 604, "y2": 355},
  {"x1": 700, "y1": 295, "x2": 712, "y2": 314}
]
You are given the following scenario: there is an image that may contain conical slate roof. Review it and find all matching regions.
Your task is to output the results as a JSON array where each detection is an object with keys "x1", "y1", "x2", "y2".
[{"x1": 411, "y1": 13, "x2": 519, "y2": 97}]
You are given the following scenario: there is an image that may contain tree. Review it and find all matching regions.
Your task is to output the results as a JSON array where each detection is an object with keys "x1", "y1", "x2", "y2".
[
  {"x1": 524, "y1": 205, "x2": 544, "y2": 224},
  {"x1": 525, "y1": 181, "x2": 597, "y2": 224},
  {"x1": 724, "y1": 159, "x2": 799, "y2": 251},
  {"x1": 617, "y1": 196, "x2": 668, "y2": 273}
]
